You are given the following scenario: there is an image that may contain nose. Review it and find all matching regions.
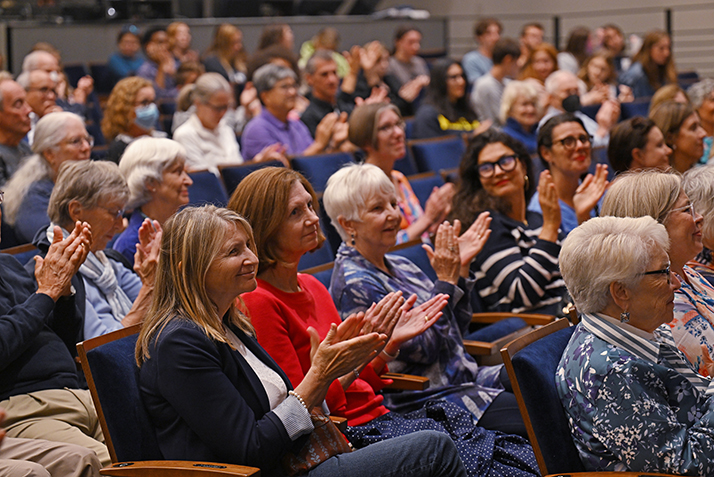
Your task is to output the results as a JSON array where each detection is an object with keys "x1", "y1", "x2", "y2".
[
  {"x1": 183, "y1": 171, "x2": 193, "y2": 186},
  {"x1": 664, "y1": 144, "x2": 673, "y2": 155},
  {"x1": 306, "y1": 207, "x2": 319, "y2": 226},
  {"x1": 670, "y1": 271, "x2": 681, "y2": 290}
]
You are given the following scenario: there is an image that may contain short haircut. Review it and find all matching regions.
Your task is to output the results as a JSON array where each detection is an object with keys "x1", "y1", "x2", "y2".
[
  {"x1": 142, "y1": 26, "x2": 166, "y2": 48},
  {"x1": 683, "y1": 166, "x2": 714, "y2": 243},
  {"x1": 117, "y1": 25, "x2": 140, "y2": 44},
  {"x1": 323, "y1": 163, "x2": 397, "y2": 242},
  {"x1": 394, "y1": 24, "x2": 421, "y2": 42},
  {"x1": 649, "y1": 101, "x2": 696, "y2": 149},
  {"x1": 474, "y1": 18, "x2": 502, "y2": 37},
  {"x1": 537, "y1": 112, "x2": 587, "y2": 161},
  {"x1": 21, "y1": 50, "x2": 57, "y2": 73},
  {"x1": 48, "y1": 160, "x2": 129, "y2": 229},
  {"x1": 252, "y1": 63, "x2": 297, "y2": 103},
  {"x1": 499, "y1": 80, "x2": 539, "y2": 124},
  {"x1": 348, "y1": 102, "x2": 401, "y2": 150},
  {"x1": 119, "y1": 137, "x2": 187, "y2": 210},
  {"x1": 227, "y1": 167, "x2": 326, "y2": 273},
  {"x1": 544, "y1": 69, "x2": 576, "y2": 95},
  {"x1": 607, "y1": 117, "x2": 657, "y2": 174},
  {"x1": 15, "y1": 71, "x2": 30, "y2": 89},
  {"x1": 688, "y1": 78, "x2": 714, "y2": 110},
  {"x1": 520, "y1": 22, "x2": 544, "y2": 38},
  {"x1": 559, "y1": 215, "x2": 669, "y2": 313},
  {"x1": 601, "y1": 169, "x2": 682, "y2": 224},
  {"x1": 305, "y1": 50, "x2": 335, "y2": 75},
  {"x1": 492, "y1": 38, "x2": 521, "y2": 65}
]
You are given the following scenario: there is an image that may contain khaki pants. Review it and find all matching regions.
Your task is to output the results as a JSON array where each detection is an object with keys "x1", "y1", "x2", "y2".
[
  {"x1": 0, "y1": 436, "x2": 101, "y2": 477},
  {"x1": 0, "y1": 389, "x2": 110, "y2": 467}
]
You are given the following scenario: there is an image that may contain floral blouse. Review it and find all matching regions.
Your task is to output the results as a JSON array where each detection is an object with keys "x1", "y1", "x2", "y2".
[
  {"x1": 668, "y1": 265, "x2": 714, "y2": 376},
  {"x1": 392, "y1": 170, "x2": 425, "y2": 245},
  {"x1": 557, "y1": 313, "x2": 714, "y2": 474},
  {"x1": 329, "y1": 243, "x2": 503, "y2": 420}
]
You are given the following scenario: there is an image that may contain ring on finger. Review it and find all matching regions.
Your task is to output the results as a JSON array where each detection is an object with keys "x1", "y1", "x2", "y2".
[{"x1": 424, "y1": 314, "x2": 429, "y2": 323}]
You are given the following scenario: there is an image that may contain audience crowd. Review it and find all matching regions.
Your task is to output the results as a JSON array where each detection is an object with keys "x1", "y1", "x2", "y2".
[{"x1": 1, "y1": 14, "x2": 714, "y2": 477}]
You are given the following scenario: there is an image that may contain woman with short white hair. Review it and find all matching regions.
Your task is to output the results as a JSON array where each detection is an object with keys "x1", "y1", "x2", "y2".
[
  {"x1": 683, "y1": 166, "x2": 714, "y2": 283},
  {"x1": 556, "y1": 215, "x2": 714, "y2": 474},
  {"x1": 4, "y1": 111, "x2": 91, "y2": 243},
  {"x1": 499, "y1": 80, "x2": 540, "y2": 155},
  {"x1": 113, "y1": 137, "x2": 192, "y2": 266}
]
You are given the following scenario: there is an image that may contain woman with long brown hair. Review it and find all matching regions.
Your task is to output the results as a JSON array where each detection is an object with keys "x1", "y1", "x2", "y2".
[{"x1": 620, "y1": 30, "x2": 677, "y2": 98}]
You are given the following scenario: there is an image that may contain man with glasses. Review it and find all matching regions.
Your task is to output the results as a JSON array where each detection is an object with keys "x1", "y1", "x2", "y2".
[
  {"x1": 538, "y1": 70, "x2": 619, "y2": 148},
  {"x1": 242, "y1": 63, "x2": 349, "y2": 161},
  {"x1": 530, "y1": 113, "x2": 609, "y2": 234},
  {"x1": 0, "y1": 78, "x2": 32, "y2": 184},
  {"x1": 16, "y1": 70, "x2": 62, "y2": 145}
]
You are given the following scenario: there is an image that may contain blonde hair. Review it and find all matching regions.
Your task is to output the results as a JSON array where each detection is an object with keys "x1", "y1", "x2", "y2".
[
  {"x1": 601, "y1": 169, "x2": 682, "y2": 224},
  {"x1": 499, "y1": 80, "x2": 539, "y2": 124},
  {"x1": 136, "y1": 205, "x2": 256, "y2": 365}
]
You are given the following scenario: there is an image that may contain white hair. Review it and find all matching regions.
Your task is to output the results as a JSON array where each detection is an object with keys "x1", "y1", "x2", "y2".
[
  {"x1": 499, "y1": 80, "x2": 539, "y2": 124},
  {"x1": 22, "y1": 50, "x2": 57, "y2": 73},
  {"x1": 559, "y1": 216, "x2": 670, "y2": 314},
  {"x1": 544, "y1": 70, "x2": 576, "y2": 95},
  {"x1": 323, "y1": 163, "x2": 397, "y2": 242},
  {"x1": 3, "y1": 112, "x2": 85, "y2": 227},
  {"x1": 683, "y1": 166, "x2": 714, "y2": 243},
  {"x1": 192, "y1": 72, "x2": 231, "y2": 104},
  {"x1": 119, "y1": 137, "x2": 187, "y2": 210}
]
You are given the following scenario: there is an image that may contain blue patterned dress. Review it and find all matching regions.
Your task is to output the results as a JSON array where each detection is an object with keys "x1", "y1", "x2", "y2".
[
  {"x1": 330, "y1": 243, "x2": 503, "y2": 421},
  {"x1": 557, "y1": 313, "x2": 714, "y2": 474}
]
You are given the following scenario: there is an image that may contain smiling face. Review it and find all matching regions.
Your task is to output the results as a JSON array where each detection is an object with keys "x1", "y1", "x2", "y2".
[
  {"x1": 367, "y1": 108, "x2": 406, "y2": 168},
  {"x1": 43, "y1": 119, "x2": 91, "y2": 177},
  {"x1": 205, "y1": 222, "x2": 259, "y2": 313},
  {"x1": 673, "y1": 113, "x2": 707, "y2": 169},
  {"x1": 663, "y1": 192, "x2": 704, "y2": 270},
  {"x1": 509, "y1": 95, "x2": 538, "y2": 129},
  {"x1": 650, "y1": 36, "x2": 671, "y2": 66},
  {"x1": 351, "y1": 188, "x2": 402, "y2": 254},
  {"x1": 626, "y1": 246, "x2": 680, "y2": 332},
  {"x1": 445, "y1": 63, "x2": 466, "y2": 103},
  {"x1": 631, "y1": 126, "x2": 671, "y2": 171},
  {"x1": 477, "y1": 142, "x2": 526, "y2": 201},
  {"x1": 542, "y1": 121, "x2": 592, "y2": 178},
  {"x1": 532, "y1": 51, "x2": 556, "y2": 82},
  {"x1": 274, "y1": 181, "x2": 321, "y2": 261},
  {"x1": 586, "y1": 56, "x2": 611, "y2": 85},
  {"x1": 151, "y1": 158, "x2": 192, "y2": 213}
]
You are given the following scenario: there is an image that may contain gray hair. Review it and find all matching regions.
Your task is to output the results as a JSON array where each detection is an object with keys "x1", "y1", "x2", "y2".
[
  {"x1": 253, "y1": 63, "x2": 297, "y2": 100},
  {"x1": 3, "y1": 112, "x2": 85, "y2": 227},
  {"x1": 119, "y1": 137, "x2": 187, "y2": 210},
  {"x1": 499, "y1": 80, "x2": 539, "y2": 124},
  {"x1": 688, "y1": 79, "x2": 714, "y2": 110},
  {"x1": 544, "y1": 70, "x2": 577, "y2": 95},
  {"x1": 323, "y1": 163, "x2": 396, "y2": 241},
  {"x1": 601, "y1": 170, "x2": 682, "y2": 224},
  {"x1": 560, "y1": 215, "x2": 670, "y2": 313},
  {"x1": 48, "y1": 160, "x2": 129, "y2": 229},
  {"x1": 192, "y1": 72, "x2": 231, "y2": 104},
  {"x1": 305, "y1": 50, "x2": 335, "y2": 75},
  {"x1": 21, "y1": 50, "x2": 56, "y2": 73},
  {"x1": 15, "y1": 71, "x2": 31, "y2": 89},
  {"x1": 683, "y1": 166, "x2": 714, "y2": 243}
]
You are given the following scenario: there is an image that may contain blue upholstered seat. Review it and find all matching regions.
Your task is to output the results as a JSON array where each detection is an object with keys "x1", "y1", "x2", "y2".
[
  {"x1": 187, "y1": 170, "x2": 229, "y2": 207},
  {"x1": 409, "y1": 135, "x2": 466, "y2": 174},
  {"x1": 291, "y1": 152, "x2": 355, "y2": 193},
  {"x1": 219, "y1": 160, "x2": 285, "y2": 197}
]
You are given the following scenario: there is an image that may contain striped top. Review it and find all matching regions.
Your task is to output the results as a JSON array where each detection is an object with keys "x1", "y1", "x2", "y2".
[{"x1": 471, "y1": 210, "x2": 567, "y2": 314}]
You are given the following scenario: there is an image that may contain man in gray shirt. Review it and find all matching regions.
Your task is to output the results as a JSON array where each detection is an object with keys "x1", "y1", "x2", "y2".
[
  {"x1": 0, "y1": 78, "x2": 32, "y2": 184},
  {"x1": 471, "y1": 38, "x2": 520, "y2": 125}
]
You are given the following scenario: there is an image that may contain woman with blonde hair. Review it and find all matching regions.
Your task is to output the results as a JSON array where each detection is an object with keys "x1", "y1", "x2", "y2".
[
  {"x1": 620, "y1": 30, "x2": 677, "y2": 98},
  {"x1": 3, "y1": 112, "x2": 91, "y2": 243},
  {"x1": 136, "y1": 204, "x2": 468, "y2": 477},
  {"x1": 649, "y1": 101, "x2": 706, "y2": 173},
  {"x1": 203, "y1": 24, "x2": 248, "y2": 85},
  {"x1": 101, "y1": 76, "x2": 163, "y2": 164},
  {"x1": 499, "y1": 80, "x2": 540, "y2": 154}
]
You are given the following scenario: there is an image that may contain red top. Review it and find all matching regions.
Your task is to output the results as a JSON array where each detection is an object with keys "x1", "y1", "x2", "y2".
[{"x1": 242, "y1": 274, "x2": 390, "y2": 426}]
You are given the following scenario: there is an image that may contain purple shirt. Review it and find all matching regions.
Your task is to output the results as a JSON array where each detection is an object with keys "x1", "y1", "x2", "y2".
[{"x1": 241, "y1": 109, "x2": 314, "y2": 160}]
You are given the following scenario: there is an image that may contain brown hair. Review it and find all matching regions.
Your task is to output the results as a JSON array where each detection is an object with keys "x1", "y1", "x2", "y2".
[
  {"x1": 518, "y1": 43, "x2": 558, "y2": 82},
  {"x1": 649, "y1": 100, "x2": 695, "y2": 149},
  {"x1": 206, "y1": 24, "x2": 247, "y2": 73},
  {"x1": 578, "y1": 50, "x2": 617, "y2": 89},
  {"x1": 348, "y1": 102, "x2": 401, "y2": 151},
  {"x1": 632, "y1": 30, "x2": 677, "y2": 91},
  {"x1": 227, "y1": 167, "x2": 326, "y2": 274}
]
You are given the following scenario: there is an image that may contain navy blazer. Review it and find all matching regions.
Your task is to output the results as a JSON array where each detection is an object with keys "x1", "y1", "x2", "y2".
[{"x1": 139, "y1": 318, "x2": 306, "y2": 477}]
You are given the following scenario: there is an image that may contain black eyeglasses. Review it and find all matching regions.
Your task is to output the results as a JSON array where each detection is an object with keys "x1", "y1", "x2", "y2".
[
  {"x1": 554, "y1": 134, "x2": 592, "y2": 149},
  {"x1": 478, "y1": 155, "x2": 518, "y2": 178},
  {"x1": 639, "y1": 263, "x2": 671, "y2": 285}
]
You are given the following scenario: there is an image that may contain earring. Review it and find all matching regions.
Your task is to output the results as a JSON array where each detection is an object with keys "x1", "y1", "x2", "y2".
[
  {"x1": 351, "y1": 234, "x2": 355, "y2": 246},
  {"x1": 524, "y1": 175, "x2": 530, "y2": 190},
  {"x1": 620, "y1": 310, "x2": 630, "y2": 323}
]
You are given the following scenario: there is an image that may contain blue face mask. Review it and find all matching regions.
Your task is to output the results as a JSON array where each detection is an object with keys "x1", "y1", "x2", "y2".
[{"x1": 134, "y1": 103, "x2": 159, "y2": 130}]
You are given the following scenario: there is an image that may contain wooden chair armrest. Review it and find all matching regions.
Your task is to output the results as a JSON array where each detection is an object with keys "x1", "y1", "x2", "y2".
[
  {"x1": 463, "y1": 340, "x2": 497, "y2": 356},
  {"x1": 329, "y1": 415, "x2": 348, "y2": 433},
  {"x1": 100, "y1": 461, "x2": 260, "y2": 476},
  {"x1": 382, "y1": 372, "x2": 430, "y2": 390},
  {"x1": 471, "y1": 312, "x2": 555, "y2": 326}
]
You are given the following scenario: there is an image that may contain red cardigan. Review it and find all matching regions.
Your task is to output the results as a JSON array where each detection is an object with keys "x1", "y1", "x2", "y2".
[{"x1": 242, "y1": 274, "x2": 390, "y2": 426}]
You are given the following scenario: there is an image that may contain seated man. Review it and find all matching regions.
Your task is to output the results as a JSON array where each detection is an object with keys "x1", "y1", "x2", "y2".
[
  {"x1": 0, "y1": 407, "x2": 101, "y2": 477},
  {"x1": 471, "y1": 37, "x2": 520, "y2": 124},
  {"x1": 462, "y1": 18, "x2": 502, "y2": 85},
  {"x1": 16, "y1": 70, "x2": 63, "y2": 144},
  {"x1": 0, "y1": 206, "x2": 111, "y2": 467},
  {"x1": 241, "y1": 63, "x2": 348, "y2": 160},
  {"x1": 0, "y1": 78, "x2": 32, "y2": 184},
  {"x1": 538, "y1": 70, "x2": 619, "y2": 148},
  {"x1": 136, "y1": 26, "x2": 179, "y2": 102}
]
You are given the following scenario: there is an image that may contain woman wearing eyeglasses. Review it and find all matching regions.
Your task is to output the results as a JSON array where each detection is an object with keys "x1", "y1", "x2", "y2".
[
  {"x1": 529, "y1": 113, "x2": 609, "y2": 235},
  {"x1": 450, "y1": 130, "x2": 568, "y2": 314},
  {"x1": 601, "y1": 169, "x2": 714, "y2": 377},
  {"x1": 349, "y1": 103, "x2": 454, "y2": 243}
]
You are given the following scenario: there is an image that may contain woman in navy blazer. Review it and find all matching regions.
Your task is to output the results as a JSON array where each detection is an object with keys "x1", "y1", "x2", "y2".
[{"x1": 136, "y1": 205, "x2": 467, "y2": 477}]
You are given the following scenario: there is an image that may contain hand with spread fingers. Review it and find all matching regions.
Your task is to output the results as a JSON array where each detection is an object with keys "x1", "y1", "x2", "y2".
[
  {"x1": 360, "y1": 291, "x2": 405, "y2": 338},
  {"x1": 134, "y1": 218, "x2": 162, "y2": 286},
  {"x1": 455, "y1": 213, "x2": 492, "y2": 277},
  {"x1": 35, "y1": 221, "x2": 92, "y2": 301},
  {"x1": 423, "y1": 221, "x2": 461, "y2": 285},
  {"x1": 389, "y1": 293, "x2": 449, "y2": 348},
  {"x1": 574, "y1": 163, "x2": 609, "y2": 225}
]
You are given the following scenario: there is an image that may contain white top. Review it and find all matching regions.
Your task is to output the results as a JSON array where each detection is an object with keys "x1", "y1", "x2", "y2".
[{"x1": 173, "y1": 113, "x2": 243, "y2": 177}]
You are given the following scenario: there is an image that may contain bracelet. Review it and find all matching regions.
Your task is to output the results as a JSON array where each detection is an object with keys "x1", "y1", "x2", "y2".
[
  {"x1": 380, "y1": 348, "x2": 400, "y2": 362},
  {"x1": 353, "y1": 368, "x2": 360, "y2": 379},
  {"x1": 288, "y1": 390, "x2": 308, "y2": 411}
]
